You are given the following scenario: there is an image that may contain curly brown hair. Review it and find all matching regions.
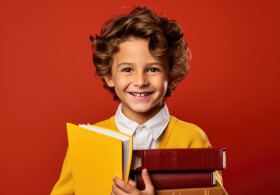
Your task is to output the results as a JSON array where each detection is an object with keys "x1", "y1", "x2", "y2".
[{"x1": 90, "y1": 7, "x2": 189, "y2": 100}]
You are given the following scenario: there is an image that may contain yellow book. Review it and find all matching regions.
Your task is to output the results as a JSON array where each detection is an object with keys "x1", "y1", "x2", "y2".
[{"x1": 66, "y1": 123, "x2": 133, "y2": 195}]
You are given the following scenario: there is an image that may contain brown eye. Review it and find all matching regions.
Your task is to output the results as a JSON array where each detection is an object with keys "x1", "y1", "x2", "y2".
[
  {"x1": 148, "y1": 68, "x2": 160, "y2": 72},
  {"x1": 121, "y1": 68, "x2": 133, "y2": 72}
]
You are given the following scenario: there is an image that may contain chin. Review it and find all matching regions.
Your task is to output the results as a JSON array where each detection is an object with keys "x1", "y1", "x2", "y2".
[
  {"x1": 130, "y1": 104, "x2": 161, "y2": 114},
  {"x1": 131, "y1": 107, "x2": 151, "y2": 114}
]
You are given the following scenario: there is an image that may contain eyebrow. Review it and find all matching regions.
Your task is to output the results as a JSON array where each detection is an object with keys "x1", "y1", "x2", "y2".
[
  {"x1": 117, "y1": 62, "x2": 164, "y2": 67},
  {"x1": 117, "y1": 62, "x2": 134, "y2": 67},
  {"x1": 146, "y1": 62, "x2": 165, "y2": 66}
]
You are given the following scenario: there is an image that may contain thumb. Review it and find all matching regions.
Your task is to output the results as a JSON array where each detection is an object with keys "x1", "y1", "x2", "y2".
[{"x1": 142, "y1": 169, "x2": 154, "y2": 192}]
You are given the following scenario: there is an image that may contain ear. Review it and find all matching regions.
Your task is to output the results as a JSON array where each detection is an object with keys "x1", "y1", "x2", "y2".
[{"x1": 104, "y1": 75, "x2": 115, "y2": 87}]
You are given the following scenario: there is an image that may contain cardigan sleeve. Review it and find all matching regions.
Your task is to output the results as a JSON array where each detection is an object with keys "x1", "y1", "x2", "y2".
[
  {"x1": 215, "y1": 170, "x2": 227, "y2": 195},
  {"x1": 50, "y1": 149, "x2": 75, "y2": 195},
  {"x1": 188, "y1": 124, "x2": 212, "y2": 148}
]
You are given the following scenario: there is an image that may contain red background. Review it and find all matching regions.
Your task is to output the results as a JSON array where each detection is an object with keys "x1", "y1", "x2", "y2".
[{"x1": 1, "y1": 0, "x2": 279, "y2": 194}]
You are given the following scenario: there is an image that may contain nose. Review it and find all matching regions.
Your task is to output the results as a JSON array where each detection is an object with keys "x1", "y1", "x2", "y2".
[{"x1": 133, "y1": 72, "x2": 148, "y2": 87}]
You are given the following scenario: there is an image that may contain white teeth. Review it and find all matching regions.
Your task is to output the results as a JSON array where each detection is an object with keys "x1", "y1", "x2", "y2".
[{"x1": 131, "y1": 93, "x2": 149, "y2": 97}]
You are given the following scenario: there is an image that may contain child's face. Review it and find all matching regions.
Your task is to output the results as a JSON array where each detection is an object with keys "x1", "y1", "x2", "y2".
[{"x1": 104, "y1": 36, "x2": 169, "y2": 121}]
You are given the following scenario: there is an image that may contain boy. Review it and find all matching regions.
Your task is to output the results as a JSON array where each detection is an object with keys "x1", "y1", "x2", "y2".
[{"x1": 51, "y1": 7, "x2": 227, "y2": 195}]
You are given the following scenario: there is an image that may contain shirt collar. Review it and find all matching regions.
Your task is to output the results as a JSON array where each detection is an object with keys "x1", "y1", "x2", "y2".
[
  {"x1": 115, "y1": 104, "x2": 139, "y2": 136},
  {"x1": 115, "y1": 103, "x2": 170, "y2": 140}
]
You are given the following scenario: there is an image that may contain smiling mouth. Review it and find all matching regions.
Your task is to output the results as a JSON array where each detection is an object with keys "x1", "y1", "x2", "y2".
[{"x1": 129, "y1": 92, "x2": 152, "y2": 97}]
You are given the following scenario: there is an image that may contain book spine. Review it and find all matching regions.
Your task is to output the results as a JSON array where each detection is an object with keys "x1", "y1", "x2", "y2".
[
  {"x1": 156, "y1": 186, "x2": 223, "y2": 195},
  {"x1": 131, "y1": 148, "x2": 225, "y2": 172},
  {"x1": 135, "y1": 172, "x2": 214, "y2": 190}
]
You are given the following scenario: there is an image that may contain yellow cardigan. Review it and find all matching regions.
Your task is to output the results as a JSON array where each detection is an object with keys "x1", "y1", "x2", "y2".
[{"x1": 51, "y1": 116, "x2": 227, "y2": 195}]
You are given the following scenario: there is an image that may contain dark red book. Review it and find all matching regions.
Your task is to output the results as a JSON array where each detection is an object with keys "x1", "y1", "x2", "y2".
[
  {"x1": 134, "y1": 171, "x2": 216, "y2": 190},
  {"x1": 130, "y1": 148, "x2": 226, "y2": 172}
]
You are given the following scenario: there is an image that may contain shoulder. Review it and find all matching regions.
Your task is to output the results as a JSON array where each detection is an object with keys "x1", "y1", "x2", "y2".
[
  {"x1": 93, "y1": 116, "x2": 119, "y2": 131},
  {"x1": 165, "y1": 116, "x2": 212, "y2": 148},
  {"x1": 172, "y1": 116, "x2": 208, "y2": 138}
]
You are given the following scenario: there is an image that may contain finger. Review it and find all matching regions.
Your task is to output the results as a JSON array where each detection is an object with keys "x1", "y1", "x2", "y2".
[
  {"x1": 128, "y1": 178, "x2": 137, "y2": 187},
  {"x1": 111, "y1": 191, "x2": 116, "y2": 195},
  {"x1": 141, "y1": 169, "x2": 154, "y2": 192},
  {"x1": 113, "y1": 176, "x2": 136, "y2": 193},
  {"x1": 112, "y1": 183, "x2": 127, "y2": 195}
]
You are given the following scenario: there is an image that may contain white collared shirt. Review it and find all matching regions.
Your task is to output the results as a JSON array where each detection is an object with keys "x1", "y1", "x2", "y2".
[{"x1": 115, "y1": 103, "x2": 170, "y2": 150}]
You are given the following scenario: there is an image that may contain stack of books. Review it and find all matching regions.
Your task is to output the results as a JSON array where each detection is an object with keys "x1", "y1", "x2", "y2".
[
  {"x1": 66, "y1": 123, "x2": 226, "y2": 195},
  {"x1": 130, "y1": 148, "x2": 226, "y2": 195}
]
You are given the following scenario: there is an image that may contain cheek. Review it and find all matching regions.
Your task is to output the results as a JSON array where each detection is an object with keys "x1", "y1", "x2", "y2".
[
  {"x1": 114, "y1": 76, "x2": 130, "y2": 92},
  {"x1": 153, "y1": 77, "x2": 168, "y2": 94}
]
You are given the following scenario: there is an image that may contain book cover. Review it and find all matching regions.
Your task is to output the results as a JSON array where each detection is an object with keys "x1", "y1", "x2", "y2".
[
  {"x1": 131, "y1": 148, "x2": 226, "y2": 172},
  {"x1": 66, "y1": 123, "x2": 133, "y2": 195},
  {"x1": 134, "y1": 171, "x2": 216, "y2": 190}
]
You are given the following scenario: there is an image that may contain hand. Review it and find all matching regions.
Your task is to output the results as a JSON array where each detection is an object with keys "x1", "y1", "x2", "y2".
[{"x1": 111, "y1": 169, "x2": 155, "y2": 195}]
